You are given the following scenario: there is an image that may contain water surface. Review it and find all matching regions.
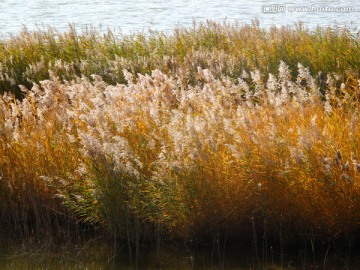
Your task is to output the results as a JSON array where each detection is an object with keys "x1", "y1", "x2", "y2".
[{"x1": 0, "y1": 0, "x2": 359, "y2": 37}]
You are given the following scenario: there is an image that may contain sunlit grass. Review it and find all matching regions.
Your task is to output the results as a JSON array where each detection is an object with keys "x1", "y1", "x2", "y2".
[
  {"x1": 0, "y1": 23, "x2": 360, "y2": 262},
  {"x1": 0, "y1": 21, "x2": 359, "y2": 97}
]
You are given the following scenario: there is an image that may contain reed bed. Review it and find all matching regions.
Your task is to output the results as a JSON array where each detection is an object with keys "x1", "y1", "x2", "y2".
[
  {"x1": 0, "y1": 21, "x2": 359, "y2": 97},
  {"x1": 1, "y1": 22, "x2": 360, "y2": 259}
]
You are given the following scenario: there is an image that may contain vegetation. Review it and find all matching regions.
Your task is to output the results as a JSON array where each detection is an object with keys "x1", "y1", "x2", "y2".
[
  {"x1": 1, "y1": 21, "x2": 360, "y2": 267},
  {"x1": 0, "y1": 21, "x2": 359, "y2": 98}
]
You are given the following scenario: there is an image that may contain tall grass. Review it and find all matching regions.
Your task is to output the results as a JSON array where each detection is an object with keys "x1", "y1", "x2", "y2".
[
  {"x1": 0, "y1": 83, "x2": 85, "y2": 239},
  {"x1": 1, "y1": 22, "x2": 360, "y2": 261},
  {"x1": 0, "y1": 21, "x2": 359, "y2": 97}
]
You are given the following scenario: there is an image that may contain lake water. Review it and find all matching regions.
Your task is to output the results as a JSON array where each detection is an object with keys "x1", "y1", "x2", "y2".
[{"x1": 0, "y1": 0, "x2": 359, "y2": 37}]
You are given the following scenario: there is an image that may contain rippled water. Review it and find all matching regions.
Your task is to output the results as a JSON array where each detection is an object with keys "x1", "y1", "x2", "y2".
[{"x1": 0, "y1": 0, "x2": 359, "y2": 37}]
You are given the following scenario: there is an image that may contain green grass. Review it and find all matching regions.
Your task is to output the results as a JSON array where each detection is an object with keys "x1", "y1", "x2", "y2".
[{"x1": 0, "y1": 21, "x2": 359, "y2": 98}]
